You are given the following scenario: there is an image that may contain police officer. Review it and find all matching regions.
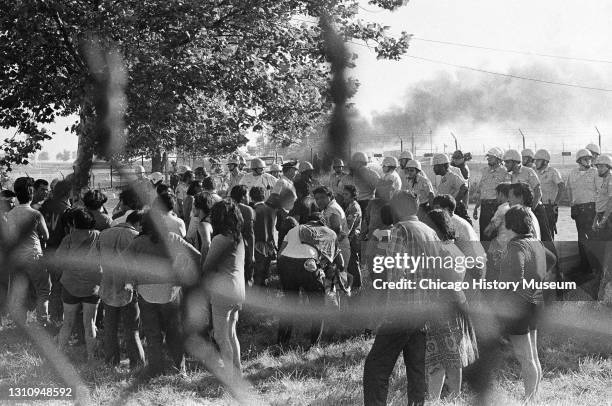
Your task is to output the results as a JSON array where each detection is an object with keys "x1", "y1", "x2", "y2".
[
  {"x1": 380, "y1": 156, "x2": 402, "y2": 195},
  {"x1": 534, "y1": 149, "x2": 564, "y2": 240},
  {"x1": 398, "y1": 150, "x2": 413, "y2": 172},
  {"x1": 272, "y1": 160, "x2": 298, "y2": 195},
  {"x1": 209, "y1": 158, "x2": 225, "y2": 192},
  {"x1": 586, "y1": 143, "x2": 600, "y2": 161},
  {"x1": 295, "y1": 161, "x2": 322, "y2": 193},
  {"x1": 433, "y1": 153, "x2": 470, "y2": 224},
  {"x1": 269, "y1": 163, "x2": 282, "y2": 179},
  {"x1": 473, "y1": 147, "x2": 509, "y2": 240},
  {"x1": 504, "y1": 149, "x2": 553, "y2": 241},
  {"x1": 349, "y1": 152, "x2": 381, "y2": 214},
  {"x1": 521, "y1": 149, "x2": 535, "y2": 168},
  {"x1": 566, "y1": 149, "x2": 598, "y2": 278},
  {"x1": 224, "y1": 155, "x2": 244, "y2": 196},
  {"x1": 593, "y1": 155, "x2": 612, "y2": 236},
  {"x1": 325, "y1": 158, "x2": 347, "y2": 204},
  {"x1": 593, "y1": 155, "x2": 612, "y2": 298},
  {"x1": 239, "y1": 158, "x2": 278, "y2": 199},
  {"x1": 451, "y1": 150, "x2": 471, "y2": 209},
  {"x1": 403, "y1": 159, "x2": 434, "y2": 219}
]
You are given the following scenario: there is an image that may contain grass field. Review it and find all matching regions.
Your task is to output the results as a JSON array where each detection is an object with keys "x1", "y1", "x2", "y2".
[
  {"x1": 0, "y1": 301, "x2": 610, "y2": 405},
  {"x1": 1, "y1": 162, "x2": 610, "y2": 405}
]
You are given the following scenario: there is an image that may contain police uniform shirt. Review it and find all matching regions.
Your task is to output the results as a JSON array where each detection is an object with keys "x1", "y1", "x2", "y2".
[
  {"x1": 404, "y1": 175, "x2": 434, "y2": 205},
  {"x1": 239, "y1": 172, "x2": 277, "y2": 199},
  {"x1": 381, "y1": 170, "x2": 402, "y2": 194},
  {"x1": 510, "y1": 166, "x2": 541, "y2": 204},
  {"x1": 436, "y1": 170, "x2": 466, "y2": 197},
  {"x1": 225, "y1": 170, "x2": 244, "y2": 193},
  {"x1": 536, "y1": 166, "x2": 563, "y2": 204},
  {"x1": 477, "y1": 165, "x2": 510, "y2": 200},
  {"x1": 325, "y1": 172, "x2": 346, "y2": 195},
  {"x1": 595, "y1": 172, "x2": 612, "y2": 213},
  {"x1": 271, "y1": 175, "x2": 296, "y2": 195},
  {"x1": 566, "y1": 167, "x2": 597, "y2": 205},
  {"x1": 353, "y1": 166, "x2": 381, "y2": 201}
]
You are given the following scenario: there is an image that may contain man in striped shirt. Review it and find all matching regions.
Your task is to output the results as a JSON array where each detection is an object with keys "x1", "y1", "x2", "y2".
[{"x1": 363, "y1": 191, "x2": 451, "y2": 406}]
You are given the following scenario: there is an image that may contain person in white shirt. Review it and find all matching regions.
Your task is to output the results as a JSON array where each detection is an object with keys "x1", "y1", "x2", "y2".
[
  {"x1": 239, "y1": 158, "x2": 277, "y2": 199},
  {"x1": 153, "y1": 192, "x2": 186, "y2": 238},
  {"x1": 380, "y1": 156, "x2": 402, "y2": 195}
]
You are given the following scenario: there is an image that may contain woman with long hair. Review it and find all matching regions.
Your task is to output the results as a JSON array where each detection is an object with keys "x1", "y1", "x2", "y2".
[
  {"x1": 202, "y1": 200, "x2": 245, "y2": 379},
  {"x1": 56, "y1": 208, "x2": 101, "y2": 362},
  {"x1": 425, "y1": 209, "x2": 478, "y2": 400}
]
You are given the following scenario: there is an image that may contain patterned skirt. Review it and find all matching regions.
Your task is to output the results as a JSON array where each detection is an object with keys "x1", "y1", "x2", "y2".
[{"x1": 425, "y1": 311, "x2": 479, "y2": 374}]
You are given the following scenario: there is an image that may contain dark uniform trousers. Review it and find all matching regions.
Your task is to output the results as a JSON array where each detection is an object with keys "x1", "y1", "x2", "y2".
[{"x1": 478, "y1": 199, "x2": 499, "y2": 242}]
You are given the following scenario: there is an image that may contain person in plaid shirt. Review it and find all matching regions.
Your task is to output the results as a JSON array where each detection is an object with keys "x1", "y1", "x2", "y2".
[{"x1": 363, "y1": 190, "x2": 449, "y2": 406}]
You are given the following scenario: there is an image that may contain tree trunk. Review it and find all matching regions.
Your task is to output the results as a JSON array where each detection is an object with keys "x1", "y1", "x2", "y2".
[
  {"x1": 151, "y1": 148, "x2": 163, "y2": 172},
  {"x1": 73, "y1": 101, "x2": 96, "y2": 199}
]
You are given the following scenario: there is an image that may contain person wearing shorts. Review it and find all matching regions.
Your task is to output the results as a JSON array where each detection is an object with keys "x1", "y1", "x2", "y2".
[{"x1": 55, "y1": 208, "x2": 101, "y2": 361}]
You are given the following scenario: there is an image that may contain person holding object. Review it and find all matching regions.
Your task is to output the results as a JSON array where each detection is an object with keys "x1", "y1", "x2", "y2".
[
  {"x1": 472, "y1": 147, "x2": 509, "y2": 240},
  {"x1": 592, "y1": 154, "x2": 612, "y2": 300},
  {"x1": 565, "y1": 149, "x2": 598, "y2": 281},
  {"x1": 534, "y1": 149, "x2": 564, "y2": 240}
]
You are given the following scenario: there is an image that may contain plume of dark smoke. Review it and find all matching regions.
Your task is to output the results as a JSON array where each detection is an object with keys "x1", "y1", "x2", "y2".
[{"x1": 363, "y1": 62, "x2": 612, "y2": 140}]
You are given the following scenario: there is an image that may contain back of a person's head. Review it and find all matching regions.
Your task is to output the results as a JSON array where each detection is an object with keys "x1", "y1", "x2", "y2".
[
  {"x1": 211, "y1": 200, "x2": 243, "y2": 244},
  {"x1": 509, "y1": 182, "x2": 533, "y2": 207},
  {"x1": 83, "y1": 189, "x2": 108, "y2": 210},
  {"x1": 119, "y1": 187, "x2": 144, "y2": 210},
  {"x1": 427, "y1": 209, "x2": 455, "y2": 241},
  {"x1": 70, "y1": 207, "x2": 96, "y2": 230},
  {"x1": 126, "y1": 210, "x2": 144, "y2": 226},
  {"x1": 34, "y1": 179, "x2": 49, "y2": 190},
  {"x1": 432, "y1": 194, "x2": 456, "y2": 214},
  {"x1": 505, "y1": 205, "x2": 533, "y2": 235},
  {"x1": 389, "y1": 190, "x2": 418, "y2": 220},
  {"x1": 156, "y1": 183, "x2": 170, "y2": 196},
  {"x1": 187, "y1": 180, "x2": 203, "y2": 196},
  {"x1": 154, "y1": 192, "x2": 175, "y2": 212},
  {"x1": 249, "y1": 186, "x2": 266, "y2": 203},
  {"x1": 13, "y1": 177, "x2": 34, "y2": 204},
  {"x1": 495, "y1": 182, "x2": 511, "y2": 198},
  {"x1": 140, "y1": 210, "x2": 169, "y2": 246},
  {"x1": 380, "y1": 204, "x2": 394, "y2": 226},
  {"x1": 194, "y1": 192, "x2": 216, "y2": 218},
  {"x1": 230, "y1": 185, "x2": 248, "y2": 203},
  {"x1": 294, "y1": 179, "x2": 310, "y2": 198},
  {"x1": 201, "y1": 176, "x2": 214, "y2": 191},
  {"x1": 52, "y1": 180, "x2": 72, "y2": 200}
]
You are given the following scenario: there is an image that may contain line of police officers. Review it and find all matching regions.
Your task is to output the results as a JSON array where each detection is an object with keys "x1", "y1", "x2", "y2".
[{"x1": 170, "y1": 143, "x2": 610, "y2": 299}]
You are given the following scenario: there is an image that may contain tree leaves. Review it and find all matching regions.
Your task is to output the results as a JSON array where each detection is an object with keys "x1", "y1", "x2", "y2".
[{"x1": 0, "y1": 0, "x2": 411, "y2": 170}]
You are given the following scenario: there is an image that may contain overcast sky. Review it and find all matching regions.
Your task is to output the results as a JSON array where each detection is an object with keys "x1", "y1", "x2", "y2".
[{"x1": 8, "y1": 0, "x2": 612, "y2": 158}]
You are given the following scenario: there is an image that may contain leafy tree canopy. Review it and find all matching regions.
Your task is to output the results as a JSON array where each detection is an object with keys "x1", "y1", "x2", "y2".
[{"x1": 1, "y1": 0, "x2": 411, "y2": 171}]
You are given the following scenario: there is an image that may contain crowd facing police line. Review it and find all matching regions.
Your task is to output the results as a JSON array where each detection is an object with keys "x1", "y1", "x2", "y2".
[{"x1": 0, "y1": 143, "x2": 610, "y2": 405}]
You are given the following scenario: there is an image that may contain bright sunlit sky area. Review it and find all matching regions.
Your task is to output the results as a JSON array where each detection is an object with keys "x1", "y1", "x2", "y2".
[{"x1": 7, "y1": 0, "x2": 612, "y2": 157}]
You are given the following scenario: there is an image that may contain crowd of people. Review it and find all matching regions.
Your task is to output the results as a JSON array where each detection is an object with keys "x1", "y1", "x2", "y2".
[{"x1": 0, "y1": 143, "x2": 610, "y2": 404}]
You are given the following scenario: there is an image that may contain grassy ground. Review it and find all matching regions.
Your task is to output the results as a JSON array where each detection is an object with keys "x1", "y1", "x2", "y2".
[{"x1": 0, "y1": 301, "x2": 610, "y2": 405}]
